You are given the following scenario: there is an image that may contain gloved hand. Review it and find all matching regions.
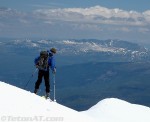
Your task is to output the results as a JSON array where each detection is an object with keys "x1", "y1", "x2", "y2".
[{"x1": 52, "y1": 68, "x2": 56, "y2": 74}]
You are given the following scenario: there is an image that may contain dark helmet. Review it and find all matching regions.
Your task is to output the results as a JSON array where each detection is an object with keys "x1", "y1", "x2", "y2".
[{"x1": 50, "y1": 48, "x2": 57, "y2": 54}]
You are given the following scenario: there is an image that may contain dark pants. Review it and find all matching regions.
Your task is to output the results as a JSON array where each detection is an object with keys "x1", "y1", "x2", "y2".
[{"x1": 35, "y1": 70, "x2": 50, "y2": 93}]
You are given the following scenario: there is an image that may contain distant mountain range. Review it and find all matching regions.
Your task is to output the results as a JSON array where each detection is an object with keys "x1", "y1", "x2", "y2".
[{"x1": 0, "y1": 38, "x2": 150, "y2": 64}]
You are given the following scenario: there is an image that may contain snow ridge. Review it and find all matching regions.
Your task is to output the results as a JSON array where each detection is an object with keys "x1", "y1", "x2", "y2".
[
  {"x1": 0, "y1": 81, "x2": 96, "y2": 122},
  {"x1": 82, "y1": 98, "x2": 150, "y2": 122}
]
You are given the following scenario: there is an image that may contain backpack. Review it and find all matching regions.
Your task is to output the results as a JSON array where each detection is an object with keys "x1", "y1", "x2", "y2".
[{"x1": 37, "y1": 51, "x2": 49, "y2": 70}]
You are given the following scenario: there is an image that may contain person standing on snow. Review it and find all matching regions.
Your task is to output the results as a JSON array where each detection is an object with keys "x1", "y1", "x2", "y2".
[{"x1": 34, "y1": 48, "x2": 57, "y2": 99}]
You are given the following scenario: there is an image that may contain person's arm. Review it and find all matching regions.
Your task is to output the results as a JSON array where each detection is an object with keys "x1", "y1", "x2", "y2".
[{"x1": 48, "y1": 56, "x2": 56, "y2": 73}]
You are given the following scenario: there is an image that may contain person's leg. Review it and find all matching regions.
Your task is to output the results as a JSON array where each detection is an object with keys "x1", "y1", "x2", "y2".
[
  {"x1": 44, "y1": 71, "x2": 50, "y2": 98},
  {"x1": 34, "y1": 70, "x2": 43, "y2": 94}
]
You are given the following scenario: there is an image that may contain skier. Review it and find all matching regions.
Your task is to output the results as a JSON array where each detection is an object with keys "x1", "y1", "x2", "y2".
[{"x1": 34, "y1": 48, "x2": 57, "y2": 99}]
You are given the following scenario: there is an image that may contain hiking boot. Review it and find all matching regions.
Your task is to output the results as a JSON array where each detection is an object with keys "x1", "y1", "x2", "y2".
[
  {"x1": 45, "y1": 92, "x2": 50, "y2": 99},
  {"x1": 34, "y1": 89, "x2": 38, "y2": 94}
]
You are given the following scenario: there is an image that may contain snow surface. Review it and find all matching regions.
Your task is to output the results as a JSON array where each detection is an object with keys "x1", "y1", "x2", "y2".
[
  {"x1": 0, "y1": 82, "x2": 95, "y2": 122},
  {"x1": 82, "y1": 98, "x2": 150, "y2": 122},
  {"x1": 0, "y1": 81, "x2": 150, "y2": 122}
]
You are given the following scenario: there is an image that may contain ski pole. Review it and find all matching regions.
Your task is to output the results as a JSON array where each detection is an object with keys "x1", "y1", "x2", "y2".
[
  {"x1": 53, "y1": 74, "x2": 56, "y2": 102},
  {"x1": 24, "y1": 68, "x2": 38, "y2": 89}
]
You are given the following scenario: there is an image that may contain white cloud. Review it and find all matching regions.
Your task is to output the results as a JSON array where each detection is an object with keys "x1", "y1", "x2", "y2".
[
  {"x1": 0, "y1": 7, "x2": 26, "y2": 18},
  {"x1": 1, "y1": 6, "x2": 149, "y2": 28},
  {"x1": 71, "y1": 23, "x2": 102, "y2": 31},
  {"x1": 34, "y1": 6, "x2": 150, "y2": 27},
  {"x1": 0, "y1": 6, "x2": 150, "y2": 41},
  {"x1": 19, "y1": 19, "x2": 30, "y2": 24},
  {"x1": 108, "y1": 27, "x2": 131, "y2": 32},
  {"x1": 143, "y1": 10, "x2": 150, "y2": 22},
  {"x1": 138, "y1": 28, "x2": 150, "y2": 33}
]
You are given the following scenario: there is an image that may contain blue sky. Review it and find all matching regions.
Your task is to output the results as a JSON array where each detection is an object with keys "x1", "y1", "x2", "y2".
[
  {"x1": 1, "y1": 0, "x2": 150, "y2": 12},
  {"x1": 0, "y1": 0, "x2": 150, "y2": 44}
]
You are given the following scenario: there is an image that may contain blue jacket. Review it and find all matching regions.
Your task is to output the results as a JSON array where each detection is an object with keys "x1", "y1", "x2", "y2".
[{"x1": 34, "y1": 51, "x2": 56, "y2": 71}]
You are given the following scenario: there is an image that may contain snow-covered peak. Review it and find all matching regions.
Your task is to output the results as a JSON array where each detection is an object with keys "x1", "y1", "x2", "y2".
[
  {"x1": 0, "y1": 81, "x2": 150, "y2": 122},
  {"x1": 82, "y1": 98, "x2": 150, "y2": 122}
]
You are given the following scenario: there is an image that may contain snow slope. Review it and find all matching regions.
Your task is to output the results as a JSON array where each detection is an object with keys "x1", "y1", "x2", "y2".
[
  {"x1": 0, "y1": 81, "x2": 96, "y2": 122},
  {"x1": 0, "y1": 81, "x2": 150, "y2": 122},
  {"x1": 82, "y1": 98, "x2": 150, "y2": 122}
]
